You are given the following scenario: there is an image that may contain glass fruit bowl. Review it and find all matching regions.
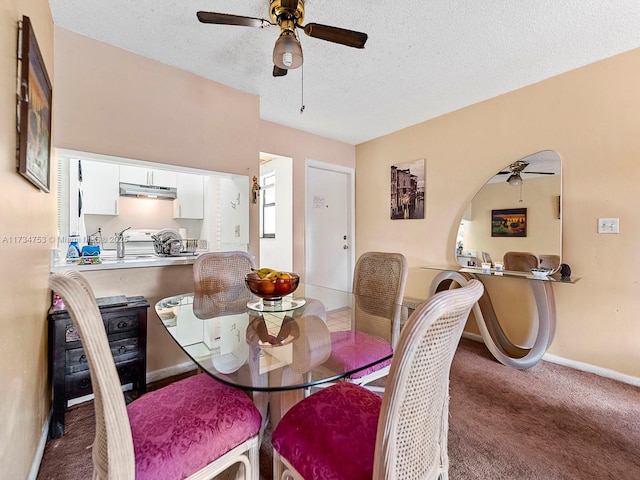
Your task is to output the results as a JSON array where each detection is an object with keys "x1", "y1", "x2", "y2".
[{"x1": 245, "y1": 272, "x2": 300, "y2": 304}]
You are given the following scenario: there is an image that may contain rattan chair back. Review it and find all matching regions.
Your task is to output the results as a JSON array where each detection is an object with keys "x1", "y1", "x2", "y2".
[
  {"x1": 192, "y1": 251, "x2": 255, "y2": 317},
  {"x1": 373, "y1": 279, "x2": 484, "y2": 479},
  {"x1": 49, "y1": 272, "x2": 136, "y2": 479},
  {"x1": 352, "y1": 251, "x2": 408, "y2": 347},
  {"x1": 503, "y1": 251, "x2": 540, "y2": 272}
]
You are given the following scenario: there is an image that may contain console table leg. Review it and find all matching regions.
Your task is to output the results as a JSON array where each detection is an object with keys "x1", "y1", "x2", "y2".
[{"x1": 429, "y1": 271, "x2": 557, "y2": 369}]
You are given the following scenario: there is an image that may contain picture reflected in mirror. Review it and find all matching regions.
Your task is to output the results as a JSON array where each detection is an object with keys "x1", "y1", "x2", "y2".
[{"x1": 455, "y1": 150, "x2": 562, "y2": 273}]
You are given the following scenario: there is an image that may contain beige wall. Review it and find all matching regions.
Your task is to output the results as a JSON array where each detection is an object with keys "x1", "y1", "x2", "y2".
[
  {"x1": 0, "y1": 0, "x2": 55, "y2": 477},
  {"x1": 356, "y1": 48, "x2": 640, "y2": 378}
]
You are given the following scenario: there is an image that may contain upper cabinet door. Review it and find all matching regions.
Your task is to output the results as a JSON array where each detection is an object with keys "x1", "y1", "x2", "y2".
[
  {"x1": 81, "y1": 160, "x2": 119, "y2": 215},
  {"x1": 173, "y1": 173, "x2": 204, "y2": 219},
  {"x1": 151, "y1": 169, "x2": 177, "y2": 188},
  {"x1": 120, "y1": 165, "x2": 177, "y2": 188},
  {"x1": 119, "y1": 165, "x2": 147, "y2": 185}
]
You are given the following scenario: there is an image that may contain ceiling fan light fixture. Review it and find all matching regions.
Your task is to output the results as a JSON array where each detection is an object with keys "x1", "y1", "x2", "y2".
[
  {"x1": 273, "y1": 31, "x2": 303, "y2": 69},
  {"x1": 507, "y1": 173, "x2": 523, "y2": 186}
]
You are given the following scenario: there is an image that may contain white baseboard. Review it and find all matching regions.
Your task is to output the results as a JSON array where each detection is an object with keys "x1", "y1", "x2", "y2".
[
  {"x1": 461, "y1": 332, "x2": 484, "y2": 343},
  {"x1": 460, "y1": 332, "x2": 640, "y2": 387},
  {"x1": 145, "y1": 361, "x2": 197, "y2": 384},
  {"x1": 29, "y1": 409, "x2": 52, "y2": 480},
  {"x1": 542, "y1": 352, "x2": 640, "y2": 387}
]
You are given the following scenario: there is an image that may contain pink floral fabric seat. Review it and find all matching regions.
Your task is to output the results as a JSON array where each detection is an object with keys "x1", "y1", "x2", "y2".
[
  {"x1": 324, "y1": 330, "x2": 392, "y2": 379},
  {"x1": 272, "y1": 382, "x2": 381, "y2": 480},
  {"x1": 129, "y1": 373, "x2": 262, "y2": 480}
]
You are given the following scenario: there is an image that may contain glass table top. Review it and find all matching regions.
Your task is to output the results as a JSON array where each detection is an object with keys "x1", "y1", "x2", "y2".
[{"x1": 155, "y1": 283, "x2": 401, "y2": 392}]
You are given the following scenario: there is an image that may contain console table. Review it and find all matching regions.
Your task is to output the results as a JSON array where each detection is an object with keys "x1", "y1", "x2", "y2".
[
  {"x1": 424, "y1": 266, "x2": 578, "y2": 370},
  {"x1": 47, "y1": 295, "x2": 149, "y2": 438}
]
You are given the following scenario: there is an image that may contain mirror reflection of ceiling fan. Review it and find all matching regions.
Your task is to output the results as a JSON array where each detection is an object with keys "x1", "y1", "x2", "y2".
[
  {"x1": 496, "y1": 160, "x2": 555, "y2": 186},
  {"x1": 197, "y1": 0, "x2": 368, "y2": 77}
]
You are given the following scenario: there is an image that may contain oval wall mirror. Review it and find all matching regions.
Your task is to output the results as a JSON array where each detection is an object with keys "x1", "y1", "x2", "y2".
[{"x1": 455, "y1": 150, "x2": 562, "y2": 273}]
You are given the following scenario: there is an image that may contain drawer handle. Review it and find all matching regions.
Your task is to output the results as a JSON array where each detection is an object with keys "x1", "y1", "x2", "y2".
[
  {"x1": 118, "y1": 346, "x2": 127, "y2": 354},
  {"x1": 79, "y1": 354, "x2": 87, "y2": 363},
  {"x1": 117, "y1": 321, "x2": 129, "y2": 329},
  {"x1": 79, "y1": 378, "x2": 90, "y2": 389}
]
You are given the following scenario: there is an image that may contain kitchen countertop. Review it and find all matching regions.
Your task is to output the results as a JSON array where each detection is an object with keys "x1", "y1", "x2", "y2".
[{"x1": 50, "y1": 252, "x2": 203, "y2": 272}]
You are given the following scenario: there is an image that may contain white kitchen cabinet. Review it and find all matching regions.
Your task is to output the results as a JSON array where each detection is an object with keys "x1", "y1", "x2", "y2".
[
  {"x1": 120, "y1": 165, "x2": 177, "y2": 188},
  {"x1": 173, "y1": 173, "x2": 204, "y2": 219},
  {"x1": 80, "y1": 160, "x2": 119, "y2": 215}
]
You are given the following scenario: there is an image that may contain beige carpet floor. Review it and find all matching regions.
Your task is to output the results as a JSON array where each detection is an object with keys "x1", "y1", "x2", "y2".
[{"x1": 37, "y1": 338, "x2": 640, "y2": 479}]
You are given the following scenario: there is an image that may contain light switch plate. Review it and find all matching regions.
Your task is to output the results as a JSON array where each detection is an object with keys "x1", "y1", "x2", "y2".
[{"x1": 598, "y1": 218, "x2": 619, "y2": 234}]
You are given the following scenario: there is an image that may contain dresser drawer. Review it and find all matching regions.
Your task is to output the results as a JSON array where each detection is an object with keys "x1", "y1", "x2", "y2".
[
  {"x1": 105, "y1": 311, "x2": 140, "y2": 334},
  {"x1": 65, "y1": 337, "x2": 140, "y2": 374},
  {"x1": 65, "y1": 360, "x2": 140, "y2": 398}
]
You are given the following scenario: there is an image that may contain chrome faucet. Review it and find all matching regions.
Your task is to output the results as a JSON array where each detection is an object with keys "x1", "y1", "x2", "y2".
[{"x1": 115, "y1": 226, "x2": 131, "y2": 259}]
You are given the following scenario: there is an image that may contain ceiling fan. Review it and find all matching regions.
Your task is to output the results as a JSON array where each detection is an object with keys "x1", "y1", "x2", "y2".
[
  {"x1": 197, "y1": 0, "x2": 368, "y2": 77},
  {"x1": 496, "y1": 160, "x2": 555, "y2": 186}
]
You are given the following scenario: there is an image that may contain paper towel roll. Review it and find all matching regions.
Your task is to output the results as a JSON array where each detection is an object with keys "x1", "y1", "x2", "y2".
[{"x1": 178, "y1": 228, "x2": 187, "y2": 239}]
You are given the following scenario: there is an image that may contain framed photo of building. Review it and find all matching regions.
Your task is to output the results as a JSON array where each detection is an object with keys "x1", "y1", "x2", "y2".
[
  {"x1": 17, "y1": 16, "x2": 52, "y2": 193},
  {"x1": 491, "y1": 208, "x2": 527, "y2": 237},
  {"x1": 390, "y1": 159, "x2": 425, "y2": 219}
]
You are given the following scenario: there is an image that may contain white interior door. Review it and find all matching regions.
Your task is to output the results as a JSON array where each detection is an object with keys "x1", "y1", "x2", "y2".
[{"x1": 305, "y1": 160, "x2": 354, "y2": 305}]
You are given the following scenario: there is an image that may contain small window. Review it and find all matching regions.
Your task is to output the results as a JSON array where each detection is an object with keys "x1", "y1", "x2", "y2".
[{"x1": 262, "y1": 173, "x2": 276, "y2": 238}]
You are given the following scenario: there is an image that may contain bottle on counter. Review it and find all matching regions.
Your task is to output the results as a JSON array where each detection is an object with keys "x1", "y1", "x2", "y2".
[{"x1": 66, "y1": 235, "x2": 81, "y2": 262}]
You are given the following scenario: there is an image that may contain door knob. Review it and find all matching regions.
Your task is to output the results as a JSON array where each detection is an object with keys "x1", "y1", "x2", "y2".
[{"x1": 343, "y1": 245, "x2": 348, "y2": 249}]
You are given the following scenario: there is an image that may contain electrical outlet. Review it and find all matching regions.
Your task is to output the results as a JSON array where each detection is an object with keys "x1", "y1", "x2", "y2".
[{"x1": 598, "y1": 218, "x2": 619, "y2": 234}]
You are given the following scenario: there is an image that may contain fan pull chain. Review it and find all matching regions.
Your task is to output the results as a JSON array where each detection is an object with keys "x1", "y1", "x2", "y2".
[
  {"x1": 519, "y1": 183, "x2": 523, "y2": 203},
  {"x1": 300, "y1": 64, "x2": 305, "y2": 114}
]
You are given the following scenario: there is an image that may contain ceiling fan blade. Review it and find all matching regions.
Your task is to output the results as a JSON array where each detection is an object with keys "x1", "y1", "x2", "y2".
[
  {"x1": 197, "y1": 11, "x2": 272, "y2": 28},
  {"x1": 302, "y1": 23, "x2": 368, "y2": 48},
  {"x1": 273, "y1": 65, "x2": 288, "y2": 77}
]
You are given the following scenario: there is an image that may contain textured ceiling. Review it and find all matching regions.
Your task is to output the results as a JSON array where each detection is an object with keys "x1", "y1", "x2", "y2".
[{"x1": 48, "y1": 0, "x2": 640, "y2": 145}]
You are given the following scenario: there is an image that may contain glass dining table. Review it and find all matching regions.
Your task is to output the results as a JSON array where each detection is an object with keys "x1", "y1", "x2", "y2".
[{"x1": 155, "y1": 282, "x2": 402, "y2": 425}]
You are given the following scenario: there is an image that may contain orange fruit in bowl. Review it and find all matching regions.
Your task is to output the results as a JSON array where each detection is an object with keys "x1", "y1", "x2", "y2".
[{"x1": 259, "y1": 278, "x2": 275, "y2": 295}]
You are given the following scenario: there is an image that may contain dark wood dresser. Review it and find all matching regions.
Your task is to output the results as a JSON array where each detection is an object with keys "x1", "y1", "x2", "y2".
[{"x1": 47, "y1": 295, "x2": 149, "y2": 438}]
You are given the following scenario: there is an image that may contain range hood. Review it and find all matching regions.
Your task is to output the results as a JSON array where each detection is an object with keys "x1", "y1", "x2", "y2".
[{"x1": 119, "y1": 182, "x2": 177, "y2": 199}]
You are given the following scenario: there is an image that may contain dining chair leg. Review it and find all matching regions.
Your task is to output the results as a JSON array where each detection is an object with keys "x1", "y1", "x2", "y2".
[{"x1": 273, "y1": 450, "x2": 284, "y2": 480}]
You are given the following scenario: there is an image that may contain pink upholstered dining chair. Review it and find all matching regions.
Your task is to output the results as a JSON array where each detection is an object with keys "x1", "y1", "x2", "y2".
[
  {"x1": 325, "y1": 251, "x2": 407, "y2": 389},
  {"x1": 49, "y1": 271, "x2": 262, "y2": 480},
  {"x1": 271, "y1": 279, "x2": 484, "y2": 480}
]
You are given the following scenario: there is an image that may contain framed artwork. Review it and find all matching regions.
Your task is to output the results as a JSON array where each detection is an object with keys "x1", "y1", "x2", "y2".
[
  {"x1": 390, "y1": 159, "x2": 425, "y2": 219},
  {"x1": 17, "y1": 16, "x2": 52, "y2": 193},
  {"x1": 491, "y1": 208, "x2": 527, "y2": 237}
]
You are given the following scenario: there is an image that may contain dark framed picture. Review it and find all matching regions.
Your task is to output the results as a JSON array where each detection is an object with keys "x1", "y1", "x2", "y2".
[
  {"x1": 390, "y1": 159, "x2": 425, "y2": 220},
  {"x1": 17, "y1": 16, "x2": 52, "y2": 193},
  {"x1": 491, "y1": 208, "x2": 527, "y2": 237}
]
